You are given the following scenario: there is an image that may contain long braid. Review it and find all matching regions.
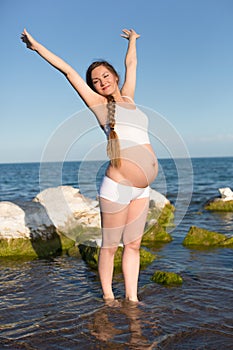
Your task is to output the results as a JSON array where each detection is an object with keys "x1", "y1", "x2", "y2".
[{"x1": 106, "y1": 95, "x2": 121, "y2": 168}]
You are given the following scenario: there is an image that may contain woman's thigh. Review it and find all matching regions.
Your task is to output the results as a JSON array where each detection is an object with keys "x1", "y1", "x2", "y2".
[
  {"x1": 99, "y1": 197, "x2": 129, "y2": 247},
  {"x1": 123, "y1": 197, "x2": 149, "y2": 245},
  {"x1": 99, "y1": 196, "x2": 149, "y2": 247}
]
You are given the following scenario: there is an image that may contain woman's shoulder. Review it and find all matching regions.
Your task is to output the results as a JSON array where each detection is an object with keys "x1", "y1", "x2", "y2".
[{"x1": 121, "y1": 95, "x2": 135, "y2": 104}]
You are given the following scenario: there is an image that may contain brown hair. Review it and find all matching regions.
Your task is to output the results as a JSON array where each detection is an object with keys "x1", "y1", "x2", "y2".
[{"x1": 86, "y1": 61, "x2": 121, "y2": 168}]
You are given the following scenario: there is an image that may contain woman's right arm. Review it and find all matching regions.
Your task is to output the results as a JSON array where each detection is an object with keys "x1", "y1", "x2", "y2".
[{"x1": 21, "y1": 29, "x2": 104, "y2": 107}]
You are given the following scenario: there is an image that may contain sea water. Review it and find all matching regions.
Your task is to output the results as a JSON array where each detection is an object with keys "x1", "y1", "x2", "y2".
[{"x1": 0, "y1": 157, "x2": 233, "y2": 349}]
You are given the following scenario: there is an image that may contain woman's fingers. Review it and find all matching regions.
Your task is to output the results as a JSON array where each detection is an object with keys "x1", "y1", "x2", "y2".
[{"x1": 121, "y1": 29, "x2": 140, "y2": 40}]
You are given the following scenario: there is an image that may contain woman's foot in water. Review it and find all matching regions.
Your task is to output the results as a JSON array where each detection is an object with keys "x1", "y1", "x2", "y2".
[{"x1": 103, "y1": 295, "x2": 121, "y2": 307}]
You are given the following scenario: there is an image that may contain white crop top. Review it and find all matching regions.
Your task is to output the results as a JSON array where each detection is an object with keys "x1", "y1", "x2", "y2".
[{"x1": 103, "y1": 104, "x2": 150, "y2": 150}]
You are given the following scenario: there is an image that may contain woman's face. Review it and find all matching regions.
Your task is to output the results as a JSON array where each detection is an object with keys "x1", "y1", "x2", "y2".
[{"x1": 91, "y1": 65, "x2": 119, "y2": 96}]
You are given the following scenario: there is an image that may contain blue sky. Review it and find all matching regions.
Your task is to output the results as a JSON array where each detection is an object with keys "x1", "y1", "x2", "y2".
[{"x1": 1, "y1": 0, "x2": 233, "y2": 163}]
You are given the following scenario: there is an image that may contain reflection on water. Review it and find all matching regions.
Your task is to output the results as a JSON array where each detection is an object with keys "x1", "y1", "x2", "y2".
[{"x1": 88, "y1": 301, "x2": 159, "y2": 348}]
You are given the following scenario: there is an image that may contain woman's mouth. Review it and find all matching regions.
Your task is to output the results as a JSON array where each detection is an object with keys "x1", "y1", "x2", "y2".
[{"x1": 102, "y1": 85, "x2": 110, "y2": 91}]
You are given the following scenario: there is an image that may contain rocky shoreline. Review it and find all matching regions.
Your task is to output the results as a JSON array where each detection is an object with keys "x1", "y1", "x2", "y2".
[
  {"x1": 1, "y1": 185, "x2": 232, "y2": 285},
  {"x1": 0, "y1": 186, "x2": 172, "y2": 255}
]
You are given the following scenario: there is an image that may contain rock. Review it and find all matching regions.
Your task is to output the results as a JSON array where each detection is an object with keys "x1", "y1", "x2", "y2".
[
  {"x1": 16, "y1": 201, "x2": 57, "y2": 239},
  {"x1": 147, "y1": 203, "x2": 175, "y2": 227},
  {"x1": 205, "y1": 187, "x2": 233, "y2": 212},
  {"x1": 157, "y1": 203, "x2": 175, "y2": 227},
  {"x1": 139, "y1": 247, "x2": 157, "y2": 268},
  {"x1": 0, "y1": 201, "x2": 74, "y2": 257},
  {"x1": 78, "y1": 240, "x2": 156, "y2": 271},
  {"x1": 151, "y1": 270, "x2": 183, "y2": 285},
  {"x1": 205, "y1": 200, "x2": 233, "y2": 212},
  {"x1": 142, "y1": 223, "x2": 173, "y2": 247},
  {"x1": 78, "y1": 242, "x2": 100, "y2": 270},
  {"x1": 149, "y1": 188, "x2": 170, "y2": 209},
  {"x1": 62, "y1": 225, "x2": 101, "y2": 245},
  {"x1": 219, "y1": 187, "x2": 233, "y2": 201},
  {"x1": 0, "y1": 185, "x2": 171, "y2": 257},
  {"x1": 66, "y1": 245, "x2": 82, "y2": 258},
  {"x1": 34, "y1": 186, "x2": 101, "y2": 231},
  {"x1": 0, "y1": 186, "x2": 169, "y2": 240},
  {"x1": 0, "y1": 231, "x2": 74, "y2": 258},
  {"x1": 183, "y1": 226, "x2": 233, "y2": 248},
  {"x1": 142, "y1": 203, "x2": 174, "y2": 247},
  {"x1": 0, "y1": 202, "x2": 30, "y2": 239}
]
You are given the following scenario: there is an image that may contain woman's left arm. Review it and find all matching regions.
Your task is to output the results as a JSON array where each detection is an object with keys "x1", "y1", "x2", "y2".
[{"x1": 120, "y1": 29, "x2": 140, "y2": 100}]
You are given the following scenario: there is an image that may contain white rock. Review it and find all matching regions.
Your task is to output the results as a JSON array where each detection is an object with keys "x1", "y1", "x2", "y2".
[
  {"x1": 219, "y1": 187, "x2": 233, "y2": 201},
  {"x1": 34, "y1": 186, "x2": 101, "y2": 230},
  {"x1": 18, "y1": 201, "x2": 57, "y2": 239},
  {"x1": 0, "y1": 201, "x2": 58, "y2": 240},
  {"x1": 0, "y1": 202, "x2": 30, "y2": 239}
]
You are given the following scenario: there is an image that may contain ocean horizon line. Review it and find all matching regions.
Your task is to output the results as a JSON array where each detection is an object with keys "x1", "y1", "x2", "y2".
[{"x1": 0, "y1": 155, "x2": 233, "y2": 166}]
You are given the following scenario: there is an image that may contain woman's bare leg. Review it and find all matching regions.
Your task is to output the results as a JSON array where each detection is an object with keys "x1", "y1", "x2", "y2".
[
  {"x1": 98, "y1": 246, "x2": 118, "y2": 300},
  {"x1": 122, "y1": 237, "x2": 142, "y2": 302},
  {"x1": 122, "y1": 197, "x2": 149, "y2": 301},
  {"x1": 99, "y1": 198, "x2": 129, "y2": 300}
]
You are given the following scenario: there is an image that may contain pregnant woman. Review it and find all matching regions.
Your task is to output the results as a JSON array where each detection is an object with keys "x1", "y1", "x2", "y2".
[{"x1": 21, "y1": 28, "x2": 158, "y2": 303}]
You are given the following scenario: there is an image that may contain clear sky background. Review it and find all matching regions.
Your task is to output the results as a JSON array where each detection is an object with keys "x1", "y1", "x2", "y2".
[{"x1": 1, "y1": 0, "x2": 233, "y2": 163}]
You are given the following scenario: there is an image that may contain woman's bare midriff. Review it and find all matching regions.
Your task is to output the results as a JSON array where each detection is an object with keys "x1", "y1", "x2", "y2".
[{"x1": 106, "y1": 144, "x2": 158, "y2": 188}]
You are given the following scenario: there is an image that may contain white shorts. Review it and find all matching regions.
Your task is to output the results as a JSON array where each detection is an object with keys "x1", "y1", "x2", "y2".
[{"x1": 99, "y1": 176, "x2": 150, "y2": 205}]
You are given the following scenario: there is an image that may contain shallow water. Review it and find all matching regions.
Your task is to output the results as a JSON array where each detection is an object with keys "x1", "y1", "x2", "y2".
[{"x1": 0, "y1": 158, "x2": 233, "y2": 349}]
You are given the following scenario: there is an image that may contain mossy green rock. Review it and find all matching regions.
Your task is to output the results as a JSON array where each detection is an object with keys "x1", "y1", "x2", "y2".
[
  {"x1": 0, "y1": 238, "x2": 37, "y2": 258},
  {"x1": 78, "y1": 243, "x2": 156, "y2": 271},
  {"x1": 151, "y1": 270, "x2": 183, "y2": 285},
  {"x1": 0, "y1": 233, "x2": 75, "y2": 258},
  {"x1": 157, "y1": 203, "x2": 175, "y2": 227},
  {"x1": 61, "y1": 225, "x2": 101, "y2": 244},
  {"x1": 142, "y1": 223, "x2": 173, "y2": 246},
  {"x1": 205, "y1": 200, "x2": 233, "y2": 212},
  {"x1": 183, "y1": 226, "x2": 233, "y2": 248},
  {"x1": 78, "y1": 243, "x2": 99, "y2": 269},
  {"x1": 147, "y1": 203, "x2": 175, "y2": 227},
  {"x1": 142, "y1": 203, "x2": 174, "y2": 247}
]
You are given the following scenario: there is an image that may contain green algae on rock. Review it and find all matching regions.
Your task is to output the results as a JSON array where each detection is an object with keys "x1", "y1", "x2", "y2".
[
  {"x1": 205, "y1": 200, "x2": 233, "y2": 212},
  {"x1": 183, "y1": 226, "x2": 233, "y2": 248},
  {"x1": 142, "y1": 223, "x2": 173, "y2": 247},
  {"x1": 78, "y1": 242, "x2": 156, "y2": 271},
  {"x1": 147, "y1": 203, "x2": 175, "y2": 227},
  {"x1": 59, "y1": 224, "x2": 102, "y2": 245},
  {"x1": 0, "y1": 238, "x2": 38, "y2": 258},
  {"x1": 157, "y1": 203, "x2": 175, "y2": 227},
  {"x1": 0, "y1": 233, "x2": 75, "y2": 258},
  {"x1": 151, "y1": 270, "x2": 183, "y2": 285},
  {"x1": 205, "y1": 187, "x2": 233, "y2": 212},
  {"x1": 142, "y1": 204, "x2": 174, "y2": 246}
]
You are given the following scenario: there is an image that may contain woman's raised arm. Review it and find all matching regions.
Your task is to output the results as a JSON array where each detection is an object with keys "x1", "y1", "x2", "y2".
[
  {"x1": 120, "y1": 29, "x2": 140, "y2": 100},
  {"x1": 21, "y1": 29, "x2": 104, "y2": 107}
]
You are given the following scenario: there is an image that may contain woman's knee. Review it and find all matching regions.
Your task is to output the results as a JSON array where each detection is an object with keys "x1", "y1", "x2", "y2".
[
  {"x1": 100, "y1": 246, "x2": 118, "y2": 256},
  {"x1": 124, "y1": 237, "x2": 141, "y2": 251}
]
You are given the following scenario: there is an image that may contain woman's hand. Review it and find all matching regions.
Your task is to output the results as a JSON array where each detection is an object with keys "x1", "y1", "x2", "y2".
[
  {"x1": 21, "y1": 28, "x2": 38, "y2": 50},
  {"x1": 121, "y1": 29, "x2": 140, "y2": 41}
]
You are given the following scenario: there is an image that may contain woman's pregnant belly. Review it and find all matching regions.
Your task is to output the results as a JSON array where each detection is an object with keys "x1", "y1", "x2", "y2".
[{"x1": 106, "y1": 144, "x2": 158, "y2": 188}]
